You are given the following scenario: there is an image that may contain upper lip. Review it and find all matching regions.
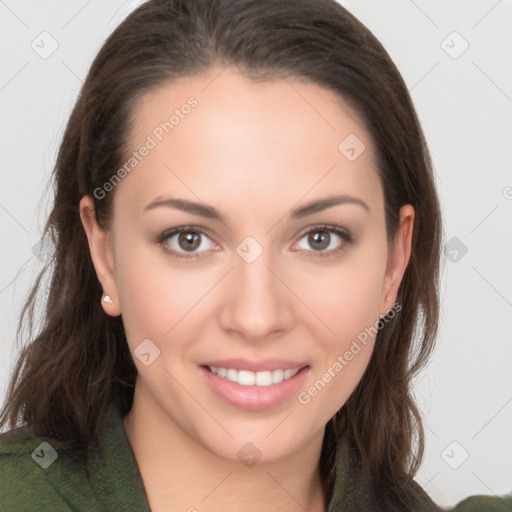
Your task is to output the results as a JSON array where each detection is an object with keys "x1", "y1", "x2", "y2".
[{"x1": 201, "y1": 358, "x2": 309, "y2": 372}]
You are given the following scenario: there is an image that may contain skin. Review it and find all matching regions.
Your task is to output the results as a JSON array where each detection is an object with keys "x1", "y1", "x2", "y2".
[{"x1": 80, "y1": 66, "x2": 414, "y2": 512}]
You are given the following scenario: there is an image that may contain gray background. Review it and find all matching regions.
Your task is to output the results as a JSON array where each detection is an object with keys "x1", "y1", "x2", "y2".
[{"x1": 1, "y1": 0, "x2": 511, "y2": 507}]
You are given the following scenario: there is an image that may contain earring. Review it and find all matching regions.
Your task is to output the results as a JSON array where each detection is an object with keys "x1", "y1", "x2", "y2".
[{"x1": 103, "y1": 295, "x2": 113, "y2": 304}]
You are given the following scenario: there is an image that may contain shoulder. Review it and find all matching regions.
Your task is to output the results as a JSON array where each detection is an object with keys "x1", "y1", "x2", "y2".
[
  {"x1": 0, "y1": 426, "x2": 94, "y2": 511},
  {"x1": 0, "y1": 426, "x2": 66, "y2": 510},
  {"x1": 410, "y1": 479, "x2": 512, "y2": 512},
  {"x1": 447, "y1": 494, "x2": 512, "y2": 512},
  {"x1": 0, "y1": 408, "x2": 151, "y2": 512},
  {"x1": 330, "y1": 459, "x2": 512, "y2": 511}
]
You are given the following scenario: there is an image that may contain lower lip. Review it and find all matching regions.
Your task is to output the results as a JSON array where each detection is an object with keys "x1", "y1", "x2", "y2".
[{"x1": 199, "y1": 366, "x2": 310, "y2": 411}]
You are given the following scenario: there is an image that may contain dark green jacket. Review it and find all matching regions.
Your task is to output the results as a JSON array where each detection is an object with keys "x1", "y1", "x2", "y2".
[{"x1": 1, "y1": 406, "x2": 510, "y2": 511}]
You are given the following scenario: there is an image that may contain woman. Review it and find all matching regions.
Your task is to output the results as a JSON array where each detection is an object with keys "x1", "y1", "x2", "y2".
[{"x1": 0, "y1": 0, "x2": 509, "y2": 510}]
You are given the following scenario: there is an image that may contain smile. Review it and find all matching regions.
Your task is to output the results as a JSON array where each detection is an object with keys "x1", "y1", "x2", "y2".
[
  {"x1": 207, "y1": 366, "x2": 299, "y2": 386},
  {"x1": 200, "y1": 362, "x2": 310, "y2": 411}
]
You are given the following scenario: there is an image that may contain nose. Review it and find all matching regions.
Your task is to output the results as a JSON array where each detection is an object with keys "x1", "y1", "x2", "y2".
[{"x1": 218, "y1": 245, "x2": 294, "y2": 343}]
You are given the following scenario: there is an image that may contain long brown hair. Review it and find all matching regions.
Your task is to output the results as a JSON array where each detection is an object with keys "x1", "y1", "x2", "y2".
[{"x1": 0, "y1": 1, "x2": 441, "y2": 510}]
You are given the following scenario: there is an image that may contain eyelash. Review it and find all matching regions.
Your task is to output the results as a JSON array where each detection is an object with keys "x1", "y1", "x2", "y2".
[{"x1": 158, "y1": 224, "x2": 352, "y2": 260}]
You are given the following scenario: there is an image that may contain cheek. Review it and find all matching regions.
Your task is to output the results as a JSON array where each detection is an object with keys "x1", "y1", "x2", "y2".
[
  {"x1": 311, "y1": 247, "x2": 388, "y2": 340},
  {"x1": 295, "y1": 245, "x2": 387, "y2": 416},
  {"x1": 113, "y1": 237, "x2": 209, "y2": 348}
]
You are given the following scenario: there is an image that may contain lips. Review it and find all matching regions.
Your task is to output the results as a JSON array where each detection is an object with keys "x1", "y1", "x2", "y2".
[{"x1": 199, "y1": 358, "x2": 310, "y2": 411}]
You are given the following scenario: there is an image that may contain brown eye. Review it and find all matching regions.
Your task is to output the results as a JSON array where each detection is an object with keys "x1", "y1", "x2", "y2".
[
  {"x1": 177, "y1": 231, "x2": 201, "y2": 252},
  {"x1": 307, "y1": 230, "x2": 331, "y2": 251},
  {"x1": 295, "y1": 225, "x2": 351, "y2": 257},
  {"x1": 159, "y1": 227, "x2": 216, "y2": 259}
]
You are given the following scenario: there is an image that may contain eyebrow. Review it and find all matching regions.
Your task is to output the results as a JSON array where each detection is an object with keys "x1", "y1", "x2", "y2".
[{"x1": 143, "y1": 194, "x2": 370, "y2": 221}]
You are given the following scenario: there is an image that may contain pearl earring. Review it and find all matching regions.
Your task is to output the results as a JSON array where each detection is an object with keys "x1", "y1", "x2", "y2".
[{"x1": 103, "y1": 295, "x2": 113, "y2": 304}]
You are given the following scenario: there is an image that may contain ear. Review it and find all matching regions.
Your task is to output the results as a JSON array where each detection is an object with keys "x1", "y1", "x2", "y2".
[
  {"x1": 79, "y1": 195, "x2": 121, "y2": 317},
  {"x1": 378, "y1": 204, "x2": 415, "y2": 318}
]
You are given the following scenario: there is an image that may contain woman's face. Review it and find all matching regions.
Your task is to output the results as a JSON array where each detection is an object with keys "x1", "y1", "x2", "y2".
[{"x1": 81, "y1": 67, "x2": 413, "y2": 463}]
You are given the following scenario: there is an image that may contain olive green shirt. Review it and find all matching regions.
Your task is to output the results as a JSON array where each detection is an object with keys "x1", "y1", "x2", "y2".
[{"x1": 1, "y1": 406, "x2": 510, "y2": 511}]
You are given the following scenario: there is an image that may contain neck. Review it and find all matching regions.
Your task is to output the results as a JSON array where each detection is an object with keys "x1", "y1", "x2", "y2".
[{"x1": 122, "y1": 383, "x2": 327, "y2": 512}]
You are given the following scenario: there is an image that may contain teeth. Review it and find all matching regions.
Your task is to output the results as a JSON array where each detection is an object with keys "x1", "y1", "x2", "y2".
[
  {"x1": 284, "y1": 369, "x2": 295, "y2": 379},
  {"x1": 238, "y1": 370, "x2": 255, "y2": 386},
  {"x1": 272, "y1": 369, "x2": 284, "y2": 384},
  {"x1": 208, "y1": 366, "x2": 299, "y2": 386},
  {"x1": 226, "y1": 368, "x2": 237, "y2": 382},
  {"x1": 255, "y1": 371, "x2": 272, "y2": 386}
]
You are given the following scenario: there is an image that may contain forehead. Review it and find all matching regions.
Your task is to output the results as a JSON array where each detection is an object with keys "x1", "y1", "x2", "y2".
[{"x1": 116, "y1": 67, "x2": 382, "y2": 217}]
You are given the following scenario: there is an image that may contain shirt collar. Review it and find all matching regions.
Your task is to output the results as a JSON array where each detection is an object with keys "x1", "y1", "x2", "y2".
[
  {"x1": 42, "y1": 404, "x2": 151, "y2": 511},
  {"x1": 86, "y1": 405, "x2": 152, "y2": 511}
]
